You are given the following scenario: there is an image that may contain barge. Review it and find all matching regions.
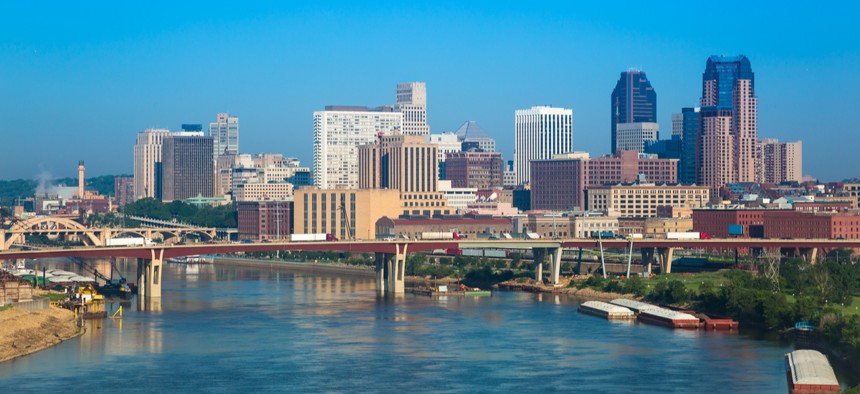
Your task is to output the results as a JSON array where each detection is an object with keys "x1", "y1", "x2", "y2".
[
  {"x1": 784, "y1": 349, "x2": 840, "y2": 393},
  {"x1": 637, "y1": 307, "x2": 702, "y2": 329},
  {"x1": 578, "y1": 301, "x2": 635, "y2": 320},
  {"x1": 608, "y1": 298, "x2": 659, "y2": 314}
]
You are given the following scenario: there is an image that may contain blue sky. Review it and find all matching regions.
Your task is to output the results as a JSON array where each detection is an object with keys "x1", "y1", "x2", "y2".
[{"x1": 1, "y1": 1, "x2": 858, "y2": 181}]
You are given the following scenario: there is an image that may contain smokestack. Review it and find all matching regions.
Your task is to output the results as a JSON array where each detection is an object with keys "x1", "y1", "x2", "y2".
[{"x1": 78, "y1": 160, "x2": 85, "y2": 198}]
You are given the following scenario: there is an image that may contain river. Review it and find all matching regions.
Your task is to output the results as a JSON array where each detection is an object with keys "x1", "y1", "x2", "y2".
[{"x1": 0, "y1": 259, "x2": 814, "y2": 392}]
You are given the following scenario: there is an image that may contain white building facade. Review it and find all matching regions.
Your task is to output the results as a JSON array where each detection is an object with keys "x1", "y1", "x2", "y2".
[
  {"x1": 616, "y1": 122, "x2": 659, "y2": 153},
  {"x1": 514, "y1": 106, "x2": 573, "y2": 185},
  {"x1": 133, "y1": 128, "x2": 172, "y2": 200},
  {"x1": 209, "y1": 113, "x2": 239, "y2": 160},
  {"x1": 396, "y1": 82, "x2": 429, "y2": 135},
  {"x1": 313, "y1": 106, "x2": 402, "y2": 189}
]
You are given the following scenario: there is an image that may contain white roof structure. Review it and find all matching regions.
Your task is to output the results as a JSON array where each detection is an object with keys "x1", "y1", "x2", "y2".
[
  {"x1": 581, "y1": 301, "x2": 634, "y2": 315},
  {"x1": 639, "y1": 307, "x2": 699, "y2": 321},
  {"x1": 610, "y1": 298, "x2": 658, "y2": 313},
  {"x1": 785, "y1": 350, "x2": 840, "y2": 387}
]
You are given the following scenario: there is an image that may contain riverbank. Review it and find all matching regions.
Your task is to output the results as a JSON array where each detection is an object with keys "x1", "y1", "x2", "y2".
[
  {"x1": 0, "y1": 306, "x2": 81, "y2": 363},
  {"x1": 497, "y1": 278, "x2": 635, "y2": 302}
]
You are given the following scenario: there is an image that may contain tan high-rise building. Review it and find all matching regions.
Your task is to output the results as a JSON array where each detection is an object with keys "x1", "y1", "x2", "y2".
[
  {"x1": 133, "y1": 128, "x2": 171, "y2": 200},
  {"x1": 359, "y1": 133, "x2": 454, "y2": 217}
]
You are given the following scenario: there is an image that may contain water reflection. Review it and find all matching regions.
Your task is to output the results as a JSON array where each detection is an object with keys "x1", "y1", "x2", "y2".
[{"x1": 0, "y1": 259, "x2": 836, "y2": 392}]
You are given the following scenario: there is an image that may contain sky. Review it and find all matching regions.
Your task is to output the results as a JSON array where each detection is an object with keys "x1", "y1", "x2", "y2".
[{"x1": 1, "y1": 1, "x2": 858, "y2": 182}]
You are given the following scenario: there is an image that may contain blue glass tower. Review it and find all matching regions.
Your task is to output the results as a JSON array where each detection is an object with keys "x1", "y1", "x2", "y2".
[
  {"x1": 611, "y1": 71, "x2": 657, "y2": 154},
  {"x1": 678, "y1": 107, "x2": 700, "y2": 184}
]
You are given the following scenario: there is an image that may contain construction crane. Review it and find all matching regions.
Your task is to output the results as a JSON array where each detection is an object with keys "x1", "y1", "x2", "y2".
[{"x1": 338, "y1": 204, "x2": 354, "y2": 241}]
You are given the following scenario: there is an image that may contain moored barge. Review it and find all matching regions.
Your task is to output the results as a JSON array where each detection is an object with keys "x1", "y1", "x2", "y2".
[{"x1": 578, "y1": 301, "x2": 635, "y2": 320}]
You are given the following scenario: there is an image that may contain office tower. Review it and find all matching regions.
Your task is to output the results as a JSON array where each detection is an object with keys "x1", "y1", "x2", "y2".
[
  {"x1": 454, "y1": 121, "x2": 496, "y2": 152},
  {"x1": 133, "y1": 128, "x2": 171, "y2": 200},
  {"x1": 209, "y1": 113, "x2": 239, "y2": 160},
  {"x1": 699, "y1": 55, "x2": 757, "y2": 190},
  {"x1": 313, "y1": 106, "x2": 402, "y2": 189},
  {"x1": 757, "y1": 139, "x2": 803, "y2": 183},
  {"x1": 514, "y1": 106, "x2": 573, "y2": 185},
  {"x1": 396, "y1": 82, "x2": 430, "y2": 135},
  {"x1": 161, "y1": 133, "x2": 214, "y2": 201},
  {"x1": 615, "y1": 122, "x2": 659, "y2": 153},
  {"x1": 671, "y1": 113, "x2": 683, "y2": 137},
  {"x1": 444, "y1": 151, "x2": 504, "y2": 189},
  {"x1": 358, "y1": 133, "x2": 454, "y2": 217},
  {"x1": 611, "y1": 71, "x2": 657, "y2": 154},
  {"x1": 677, "y1": 107, "x2": 701, "y2": 184},
  {"x1": 503, "y1": 160, "x2": 517, "y2": 187}
]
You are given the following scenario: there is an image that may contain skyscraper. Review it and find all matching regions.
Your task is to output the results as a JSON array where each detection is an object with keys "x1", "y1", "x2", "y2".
[
  {"x1": 677, "y1": 107, "x2": 701, "y2": 184},
  {"x1": 698, "y1": 55, "x2": 757, "y2": 190},
  {"x1": 615, "y1": 122, "x2": 659, "y2": 153},
  {"x1": 313, "y1": 106, "x2": 402, "y2": 189},
  {"x1": 757, "y1": 139, "x2": 803, "y2": 183},
  {"x1": 514, "y1": 106, "x2": 573, "y2": 185},
  {"x1": 611, "y1": 71, "x2": 657, "y2": 154},
  {"x1": 396, "y1": 82, "x2": 430, "y2": 135},
  {"x1": 161, "y1": 133, "x2": 214, "y2": 201},
  {"x1": 209, "y1": 113, "x2": 239, "y2": 160},
  {"x1": 133, "y1": 128, "x2": 171, "y2": 200}
]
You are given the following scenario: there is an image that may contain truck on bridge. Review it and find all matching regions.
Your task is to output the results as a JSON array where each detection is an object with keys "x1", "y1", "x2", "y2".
[
  {"x1": 289, "y1": 233, "x2": 337, "y2": 242},
  {"x1": 105, "y1": 237, "x2": 154, "y2": 247},
  {"x1": 419, "y1": 232, "x2": 462, "y2": 240},
  {"x1": 666, "y1": 232, "x2": 711, "y2": 240}
]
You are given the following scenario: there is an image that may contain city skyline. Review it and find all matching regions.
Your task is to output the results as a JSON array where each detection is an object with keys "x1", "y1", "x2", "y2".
[{"x1": 2, "y1": 2, "x2": 858, "y2": 181}]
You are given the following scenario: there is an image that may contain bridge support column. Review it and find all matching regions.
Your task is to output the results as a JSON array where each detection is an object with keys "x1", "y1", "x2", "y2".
[
  {"x1": 799, "y1": 248, "x2": 819, "y2": 264},
  {"x1": 137, "y1": 249, "x2": 164, "y2": 300},
  {"x1": 641, "y1": 248, "x2": 655, "y2": 275},
  {"x1": 549, "y1": 247, "x2": 563, "y2": 285},
  {"x1": 533, "y1": 248, "x2": 546, "y2": 282},
  {"x1": 376, "y1": 245, "x2": 407, "y2": 294},
  {"x1": 374, "y1": 252, "x2": 388, "y2": 294},
  {"x1": 657, "y1": 247, "x2": 675, "y2": 274}
]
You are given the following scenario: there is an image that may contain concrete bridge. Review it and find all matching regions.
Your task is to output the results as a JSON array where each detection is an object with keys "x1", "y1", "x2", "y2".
[
  {"x1": 0, "y1": 216, "x2": 217, "y2": 251},
  {"x1": 2, "y1": 238, "x2": 859, "y2": 299}
]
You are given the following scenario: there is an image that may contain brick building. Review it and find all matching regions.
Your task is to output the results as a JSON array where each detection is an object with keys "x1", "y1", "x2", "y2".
[
  {"x1": 763, "y1": 211, "x2": 860, "y2": 239},
  {"x1": 692, "y1": 208, "x2": 768, "y2": 238},
  {"x1": 237, "y1": 201, "x2": 293, "y2": 241},
  {"x1": 444, "y1": 151, "x2": 504, "y2": 189},
  {"x1": 531, "y1": 151, "x2": 678, "y2": 211},
  {"x1": 375, "y1": 216, "x2": 513, "y2": 239}
]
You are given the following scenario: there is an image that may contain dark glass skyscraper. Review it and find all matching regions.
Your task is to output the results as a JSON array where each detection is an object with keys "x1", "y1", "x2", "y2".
[
  {"x1": 678, "y1": 107, "x2": 700, "y2": 184},
  {"x1": 611, "y1": 71, "x2": 657, "y2": 154}
]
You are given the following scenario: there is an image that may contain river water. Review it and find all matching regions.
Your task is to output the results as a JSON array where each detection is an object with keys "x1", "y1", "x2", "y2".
[{"x1": 0, "y1": 260, "x2": 813, "y2": 392}]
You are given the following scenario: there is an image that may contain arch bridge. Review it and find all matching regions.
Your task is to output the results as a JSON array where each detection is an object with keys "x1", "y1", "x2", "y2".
[{"x1": 0, "y1": 216, "x2": 216, "y2": 251}]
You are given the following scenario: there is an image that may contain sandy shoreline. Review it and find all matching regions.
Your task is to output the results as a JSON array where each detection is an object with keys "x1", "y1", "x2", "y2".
[{"x1": 0, "y1": 306, "x2": 82, "y2": 363}]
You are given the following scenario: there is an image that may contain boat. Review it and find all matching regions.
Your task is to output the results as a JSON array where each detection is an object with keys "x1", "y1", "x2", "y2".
[{"x1": 784, "y1": 349, "x2": 840, "y2": 393}]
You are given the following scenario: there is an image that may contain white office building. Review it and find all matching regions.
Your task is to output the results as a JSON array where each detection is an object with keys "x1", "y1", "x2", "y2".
[
  {"x1": 133, "y1": 128, "x2": 172, "y2": 200},
  {"x1": 313, "y1": 106, "x2": 402, "y2": 189},
  {"x1": 427, "y1": 133, "x2": 462, "y2": 163},
  {"x1": 514, "y1": 106, "x2": 573, "y2": 185},
  {"x1": 396, "y1": 82, "x2": 429, "y2": 135},
  {"x1": 616, "y1": 122, "x2": 659, "y2": 153},
  {"x1": 438, "y1": 180, "x2": 478, "y2": 212},
  {"x1": 209, "y1": 113, "x2": 239, "y2": 160}
]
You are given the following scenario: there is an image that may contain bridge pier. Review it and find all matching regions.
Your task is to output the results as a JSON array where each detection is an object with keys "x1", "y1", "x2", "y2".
[
  {"x1": 799, "y1": 248, "x2": 818, "y2": 264},
  {"x1": 374, "y1": 244, "x2": 408, "y2": 294},
  {"x1": 136, "y1": 249, "x2": 164, "y2": 299},
  {"x1": 550, "y1": 247, "x2": 562, "y2": 285},
  {"x1": 533, "y1": 248, "x2": 545, "y2": 282},
  {"x1": 656, "y1": 247, "x2": 675, "y2": 274},
  {"x1": 641, "y1": 248, "x2": 655, "y2": 275}
]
